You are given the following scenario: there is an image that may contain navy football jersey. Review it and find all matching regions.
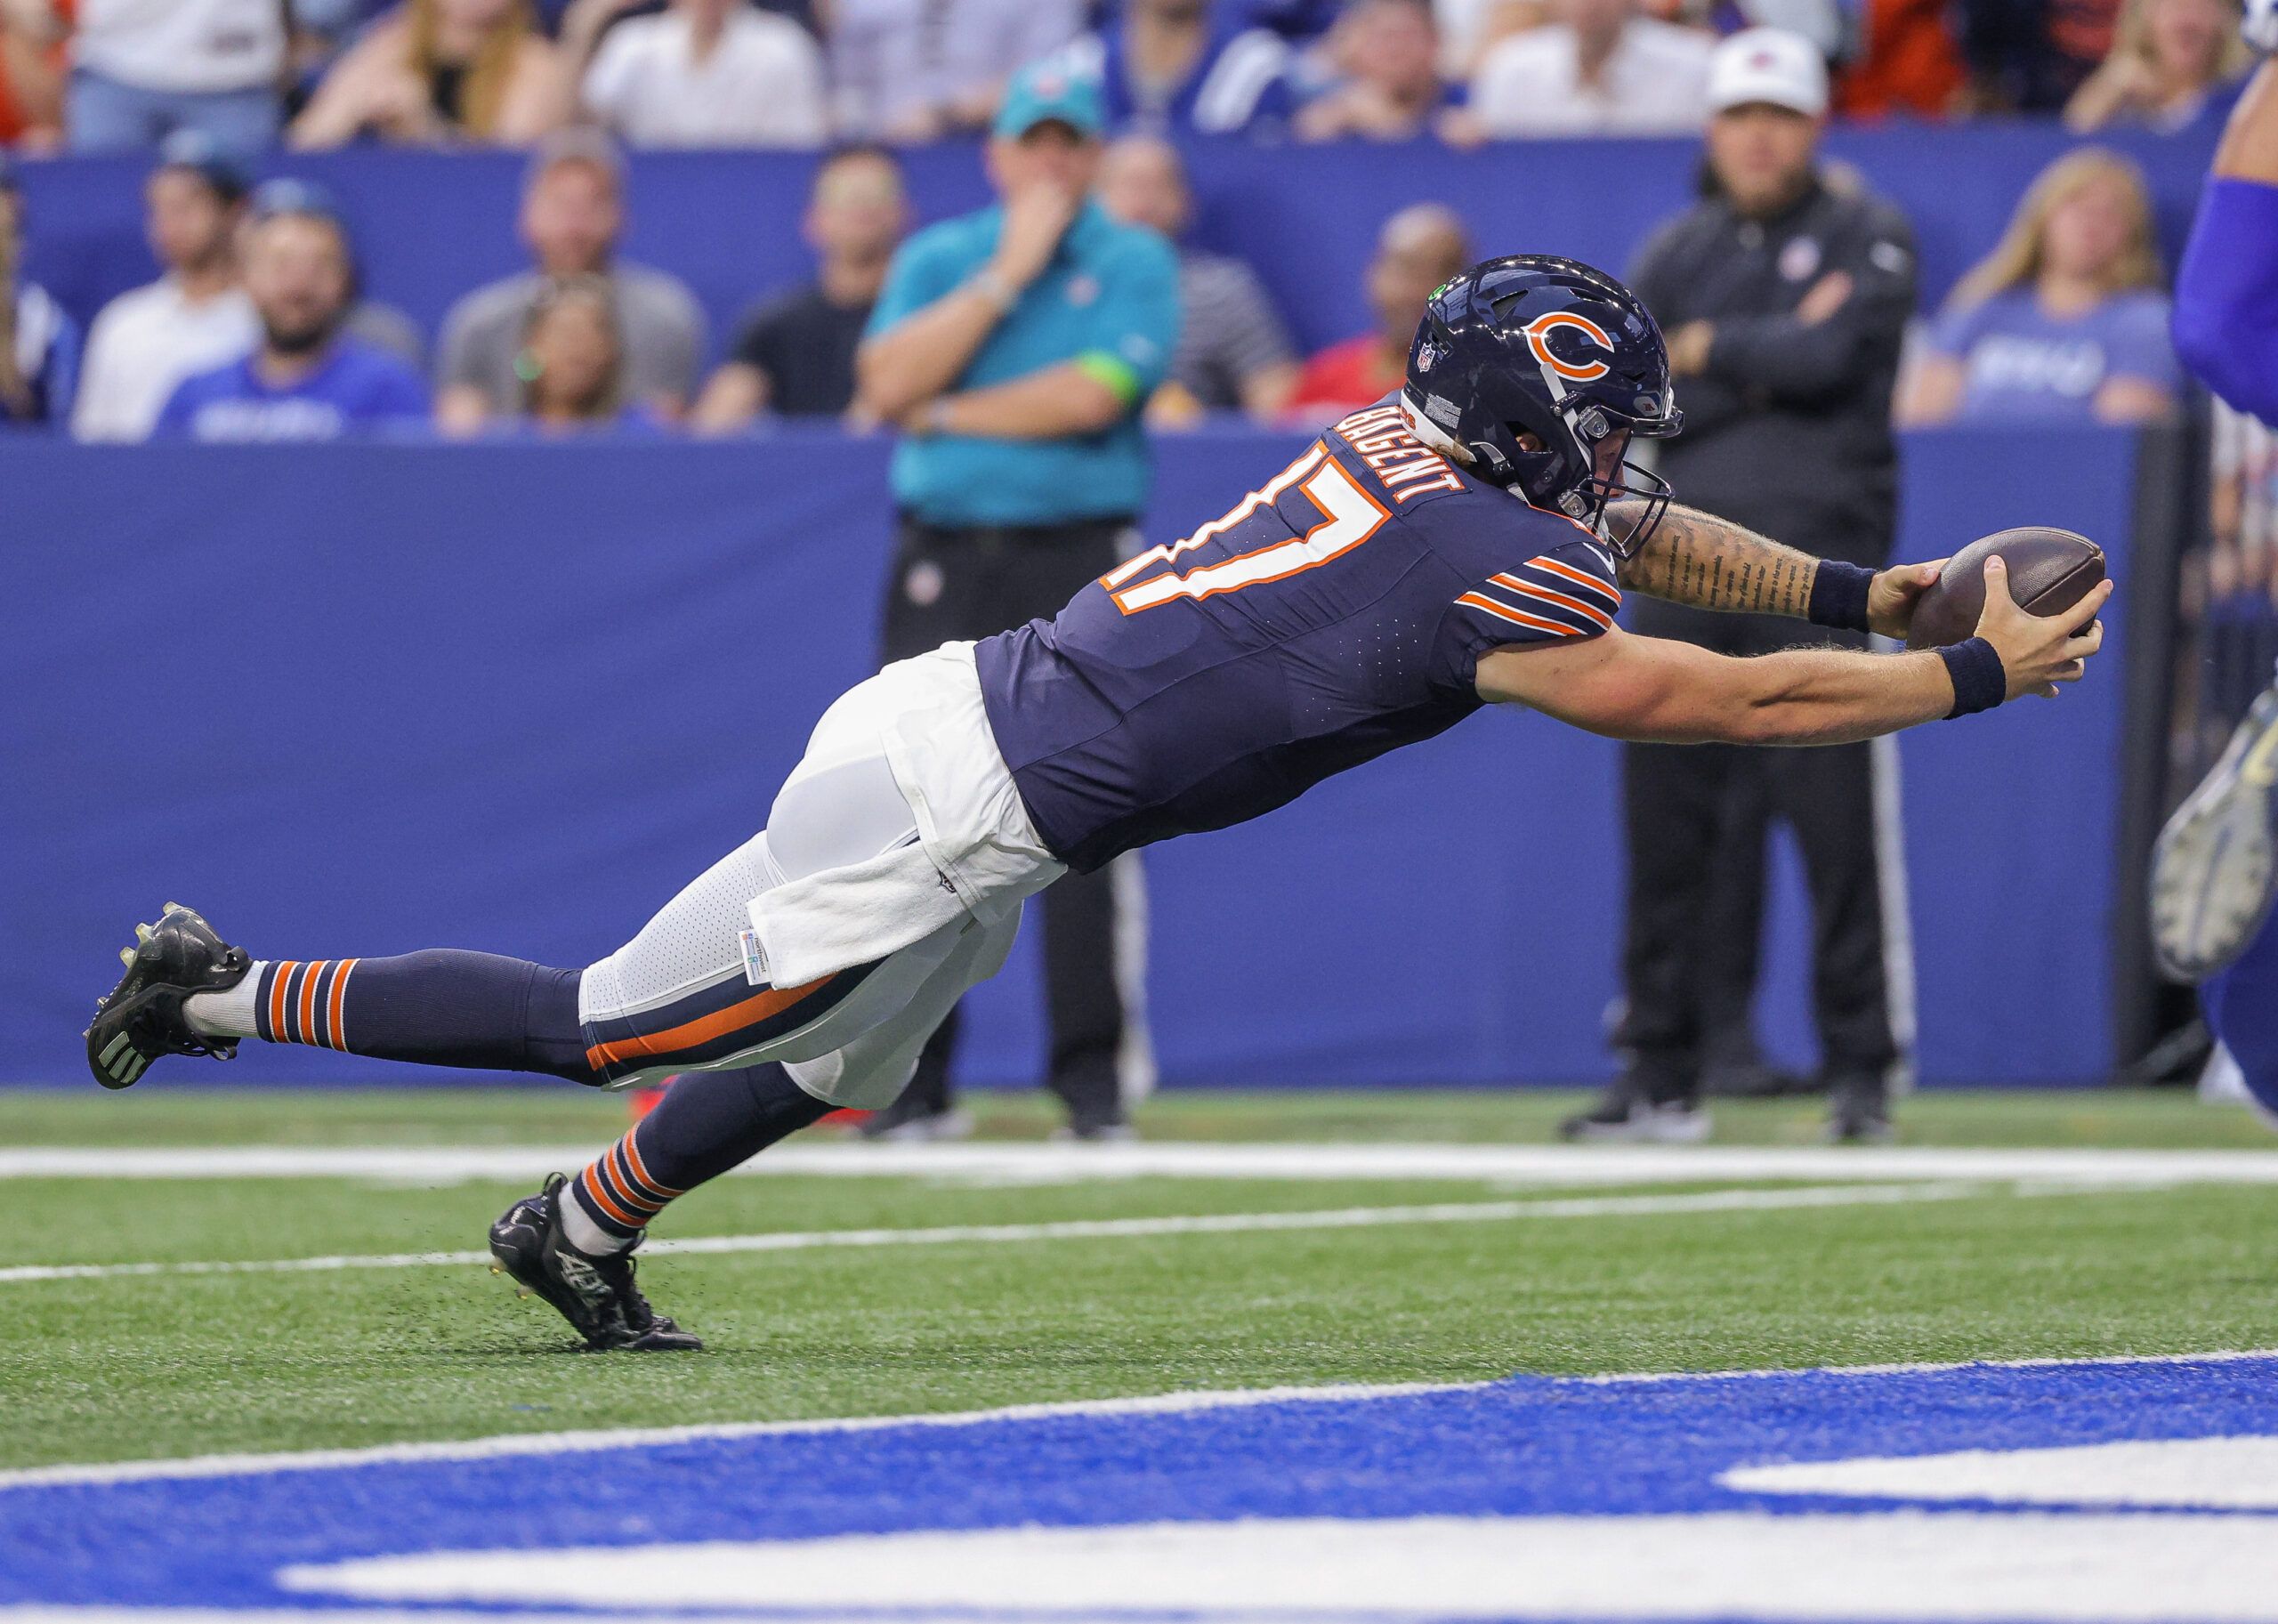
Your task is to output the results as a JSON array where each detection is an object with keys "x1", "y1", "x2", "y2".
[{"x1": 973, "y1": 394, "x2": 1623, "y2": 872}]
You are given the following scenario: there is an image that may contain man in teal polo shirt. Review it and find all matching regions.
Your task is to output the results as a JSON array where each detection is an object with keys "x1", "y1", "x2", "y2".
[{"x1": 853, "y1": 59, "x2": 1180, "y2": 1142}]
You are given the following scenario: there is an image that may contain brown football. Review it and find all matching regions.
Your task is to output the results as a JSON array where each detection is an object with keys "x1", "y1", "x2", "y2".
[{"x1": 1903, "y1": 527, "x2": 2106, "y2": 651}]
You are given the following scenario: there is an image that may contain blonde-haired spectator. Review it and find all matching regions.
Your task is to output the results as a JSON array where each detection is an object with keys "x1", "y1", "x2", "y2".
[
  {"x1": 2064, "y1": 0, "x2": 2250, "y2": 132},
  {"x1": 1898, "y1": 149, "x2": 2177, "y2": 426},
  {"x1": 290, "y1": 0, "x2": 570, "y2": 149}
]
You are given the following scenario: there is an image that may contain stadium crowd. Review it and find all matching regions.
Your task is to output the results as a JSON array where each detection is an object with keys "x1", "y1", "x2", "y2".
[{"x1": 0, "y1": 0, "x2": 2226, "y2": 442}]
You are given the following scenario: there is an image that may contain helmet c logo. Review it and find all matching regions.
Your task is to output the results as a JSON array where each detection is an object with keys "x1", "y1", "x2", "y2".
[{"x1": 1523, "y1": 312, "x2": 1614, "y2": 382}]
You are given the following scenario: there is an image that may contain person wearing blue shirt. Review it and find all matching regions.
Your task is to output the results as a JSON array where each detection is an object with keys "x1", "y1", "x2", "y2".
[
  {"x1": 154, "y1": 182, "x2": 428, "y2": 444},
  {"x1": 1065, "y1": 0, "x2": 1302, "y2": 137},
  {"x1": 1897, "y1": 149, "x2": 2179, "y2": 429},
  {"x1": 0, "y1": 158, "x2": 81, "y2": 432},
  {"x1": 2155, "y1": 21, "x2": 2278, "y2": 1121},
  {"x1": 852, "y1": 59, "x2": 1180, "y2": 1142}
]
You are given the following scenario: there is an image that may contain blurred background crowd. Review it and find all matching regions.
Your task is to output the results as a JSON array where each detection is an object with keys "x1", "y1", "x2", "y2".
[
  {"x1": 0, "y1": 0, "x2": 2251, "y2": 444},
  {"x1": 3, "y1": 0, "x2": 2271, "y2": 1130}
]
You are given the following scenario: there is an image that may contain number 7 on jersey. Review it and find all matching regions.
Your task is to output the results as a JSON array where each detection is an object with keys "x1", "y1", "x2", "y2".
[{"x1": 1103, "y1": 443, "x2": 1391, "y2": 615}]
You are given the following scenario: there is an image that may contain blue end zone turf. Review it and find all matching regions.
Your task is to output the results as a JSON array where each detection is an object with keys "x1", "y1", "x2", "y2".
[{"x1": 5, "y1": 1354, "x2": 2277, "y2": 1617}]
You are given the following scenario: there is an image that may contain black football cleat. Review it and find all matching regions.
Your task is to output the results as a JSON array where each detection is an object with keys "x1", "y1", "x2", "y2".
[
  {"x1": 84, "y1": 903, "x2": 253, "y2": 1089},
  {"x1": 2152, "y1": 685, "x2": 2278, "y2": 982},
  {"x1": 488, "y1": 1174, "x2": 702, "y2": 1353}
]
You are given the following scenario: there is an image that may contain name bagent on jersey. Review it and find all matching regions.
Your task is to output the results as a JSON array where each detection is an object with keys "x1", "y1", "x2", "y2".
[{"x1": 1329, "y1": 402, "x2": 1466, "y2": 504}]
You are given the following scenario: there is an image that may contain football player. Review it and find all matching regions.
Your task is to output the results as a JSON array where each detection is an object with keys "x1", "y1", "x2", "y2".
[
  {"x1": 2152, "y1": 4, "x2": 2278, "y2": 1119},
  {"x1": 87, "y1": 256, "x2": 2107, "y2": 1349}
]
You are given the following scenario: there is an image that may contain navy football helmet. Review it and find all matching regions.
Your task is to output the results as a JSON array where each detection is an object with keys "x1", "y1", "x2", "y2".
[{"x1": 1404, "y1": 255, "x2": 1683, "y2": 558}]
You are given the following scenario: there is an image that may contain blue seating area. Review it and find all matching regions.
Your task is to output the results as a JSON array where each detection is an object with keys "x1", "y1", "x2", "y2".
[
  {"x1": 3, "y1": 419, "x2": 2141, "y2": 1087},
  {"x1": 8, "y1": 119, "x2": 2224, "y2": 367}
]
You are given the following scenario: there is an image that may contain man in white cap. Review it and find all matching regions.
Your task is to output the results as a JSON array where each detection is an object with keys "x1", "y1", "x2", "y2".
[{"x1": 1562, "y1": 27, "x2": 1921, "y2": 1146}]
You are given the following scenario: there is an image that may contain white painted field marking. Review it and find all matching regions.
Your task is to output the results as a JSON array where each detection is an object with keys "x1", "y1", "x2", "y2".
[
  {"x1": 4, "y1": 1345, "x2": 2268, "y2": 1497},
  {"x1": 279, "y1": 1512, "x2": 2278, "y2": 1620},
  {"x1": 5, "y1": 1141, "x2": 2277, "y2": 1186},
  {"x1": 0, "y1": 1382, "x2": 1488, "y2": 1492},
  {"x1": 1725, "y1": 1434, "x2": 2278, "y2": 1508},
  {"x1": 0, "y1": 1180, "x2": 1981, "y2": 1287}
]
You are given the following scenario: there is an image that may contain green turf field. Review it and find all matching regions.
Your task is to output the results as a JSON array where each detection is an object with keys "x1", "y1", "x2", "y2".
[{"x1": 2, "y1": 1086, "x2": 2273, "y2": 1476}]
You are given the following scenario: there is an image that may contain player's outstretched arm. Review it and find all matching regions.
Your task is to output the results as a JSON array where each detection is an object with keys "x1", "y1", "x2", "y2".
[
  {"x1": 1477, "y1": 558, "x2": 2111, "y2": 746},
  {"x1": 1612, "y1": 500, "x2": 1943, "y2": 640}
]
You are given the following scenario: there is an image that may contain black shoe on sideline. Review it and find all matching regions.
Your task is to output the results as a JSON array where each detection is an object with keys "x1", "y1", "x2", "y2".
[
  {"x1": 488, "y1": 1174, "x2": 702, "y2": 1352},
  {"x1": 84, "y1": 903, "x2": 253, "y2": 1089},
  {"x1": 1827, "y1": 1075, "x2": 1894, "y2": 1144},
  {"x1": 1559, "y1": 1076, "x2": 1710, "y2": 1143}
]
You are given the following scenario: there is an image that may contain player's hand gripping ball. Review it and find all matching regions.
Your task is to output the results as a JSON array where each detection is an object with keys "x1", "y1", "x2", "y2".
[{"x1": 1902, "y1": 528, "x2": 2107, "y2": 651}]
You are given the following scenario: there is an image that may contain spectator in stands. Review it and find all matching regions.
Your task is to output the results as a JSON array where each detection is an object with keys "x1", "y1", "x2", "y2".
[
  {"x1": 2064, "y1": 0, "x2": 2248, "y2": 132},
  {"x1": 510, "y1": 273, "x2": 658, "y2": 432},
  {"x1": 73, "y1": 141, "x2": 256, "y2": 440},
  {"x1": 1898, "y1": 148, "x2": 2177, "y2": 425},
  {"x1": 828, "y1": 0, "x2": 1082, "y2": 141},
  {"x1": 852, "y1": 61, "x2": 1175, "y2": 1142},
  {"x1": 62, "y1": 0, "x2": 285, "y2": 152},
  {"x1": 1285, "y1": 202, "x2": 1467, "y2": 423},
  {"x1": 1832, "y1": 0, "x2": 1967, "y2": 117},
  {"x1": 1097, "y1": 133, "x2": 1297, "y2": 424},
  {"x1": 0, "y1": 156, "x2": 77, "y2": 426},
  {"x1": 563, "y1": 0, "x2": 826, "y2": 148},
  {"x1": 1434, "y1": 0, "x2": 1529, "y2": 80},
  {"x1": 1455, "y1": 0, "x2": 1711, "y2": 137},
  {"x1": 435, "y1": 131, "x2": 704, "y2": 433},
  {"x1": 0, "y1": 0, "x2": 67, "y2": 149},
  {"x1": 1963, "y1": 0, "x2": 2122, "y2": 110},
  {"x1": 153, "y1": 182, "x2": 427, "y2": 440},
  {"x1": 692, "y1": 144, "x2": 906, "y2": 431},
  {"x1": 1293, "y1": 0, "x2": 1456, "y2": 141},
  {"x1": 1065, "y1": 0, "x2": 1302, "y2": 137},
  {"x1": 289, "y1": 0, "x2": 570, "y2": 148}
]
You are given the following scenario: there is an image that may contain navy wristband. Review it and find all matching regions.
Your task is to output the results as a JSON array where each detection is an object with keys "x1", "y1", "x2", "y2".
[
  {"x1": 1807, "y1": 560, "x2": 1874, "y2": 633},
  {"x1": 1937, "y1": 636, "x2": 2006, "y2": 718}
]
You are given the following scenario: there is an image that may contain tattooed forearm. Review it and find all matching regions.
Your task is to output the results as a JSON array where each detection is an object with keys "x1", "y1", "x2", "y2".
[{"x1": 1612, "y1": 501, "x2": 1822, "y2": 618}]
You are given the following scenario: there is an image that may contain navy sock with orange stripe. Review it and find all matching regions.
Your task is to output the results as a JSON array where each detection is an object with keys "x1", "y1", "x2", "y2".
[
  {"x1": 561, "y1": 1062, "x2": 832, "y2": 1252},
  {"x1": 189, "y1": 950, "x2": 597, "y2": 1083}
]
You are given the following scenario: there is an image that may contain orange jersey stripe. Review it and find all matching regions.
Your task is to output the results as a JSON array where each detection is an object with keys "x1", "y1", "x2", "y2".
[
  {"x1": 269, "y1": 962, "x2": 298, "y2": 1043},
  {"x1": 1458, "y1": 594, "x2": 1580, "y2": 638},
  {"x1": 1529, "y1": 555, "x2": 1621, "y2": 607},
  {"x1": 1490, "y1": 575, "x2": 1615, "y2": 631},
  {"x1": 583, "y1": 974, "x2": 838, "y2": 1073},
  {"x1": 579, "y1": 1165, "x2": 643, "y2": 1228},
  {"x1": 620, "y1": 1134, "x2": 684, "y2": 1200},
  {"x1": 300, "y1": 961, "x2": 325, "y2": 1051},
  {"x1": 602, "y1": 1149, "x2": 666, "y2": 1215},
  {"x1": 327, "y1": 959, "x2": 358, "y2": 1051}
]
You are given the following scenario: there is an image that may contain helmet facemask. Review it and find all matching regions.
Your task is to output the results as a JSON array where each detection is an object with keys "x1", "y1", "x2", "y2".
[{"x1": 1555, "y1": 399, "x2": 1682, "y2": 561}]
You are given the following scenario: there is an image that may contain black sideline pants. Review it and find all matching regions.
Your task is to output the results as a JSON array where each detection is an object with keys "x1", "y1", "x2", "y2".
[
  {"x1": 877, "y1": 514, "x2": 1146, "y2": 1125},
  {"x1": 1616, "y1": 597, "x2": 1907, "y2": 1102}
]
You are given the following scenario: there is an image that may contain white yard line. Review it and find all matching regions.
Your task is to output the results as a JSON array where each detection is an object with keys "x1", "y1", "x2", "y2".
[
  {"x1": 5, "y1": 1142, "x2": 2278, "y2": 1185},
  {"x1": 4, "y1": 1343, "x2": 2269, "y2": 1496},
  {"x1": 0, "y1": 1180, "x2": 1986, "y2": 1287}
]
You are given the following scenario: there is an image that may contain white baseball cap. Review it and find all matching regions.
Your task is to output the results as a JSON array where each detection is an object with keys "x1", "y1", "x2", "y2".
[{"x1": 1707, "y1": 28, "x2": 1830, "y2": 117}]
